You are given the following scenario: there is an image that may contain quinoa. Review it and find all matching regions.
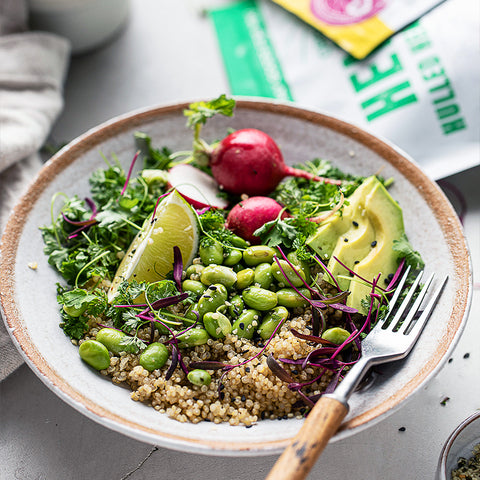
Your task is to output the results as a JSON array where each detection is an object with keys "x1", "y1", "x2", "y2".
[{"x1": 85, "y1": 299, "x2": 350, "y2": 426}]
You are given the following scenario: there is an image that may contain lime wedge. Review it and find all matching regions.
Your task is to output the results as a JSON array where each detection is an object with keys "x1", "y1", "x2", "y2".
[{"x1": 108, "y1": 190, "x2": 199, "y2": 302}]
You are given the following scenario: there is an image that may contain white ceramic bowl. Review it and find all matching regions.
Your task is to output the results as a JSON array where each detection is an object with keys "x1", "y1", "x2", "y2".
[
  {"x1": 437, "y1": 411, "x2": 480, "y2": 479},
  {"x1": 0, "y1": 100, "x2": 472, "y2": 455}
]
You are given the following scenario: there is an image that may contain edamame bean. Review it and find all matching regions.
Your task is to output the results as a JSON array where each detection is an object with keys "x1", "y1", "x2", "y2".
[
  {"x1": 79, "y1": 340, "x2": 110, "y2": 370},
  {"x1": 187, "y1": 369, "x2": 212, "y2": 386},
  {"x1": 287, "y1": 251, "x2": 311, "y2": 284},
  {"x1": 228, "y1": 294, "x2": 244, "y2": 317},
  {"x1": 321, "y1": 327, "x2": 351, "y2": 345},
  {"x1": 139, "y1": 342, "x2": 169, "y2": 371},
  {"x1": 96, "y1": 328, "x2": 128, "y2": 355},
  {"x1": 182, "y1": 279, "x2": 207, "y2": 297},
  {"x1": 271, "y1": 259, "x2": 306, "y2": 287},
  {"x1": 236, "y1": 268, "x2": 255, "y2": 290},
  {"x1": 199, "y1": 242, "x2": 224, "y2": 265},
  {"x1": 232, "y1": 309, "x2": 261, "y2": 339},
  {"x1": 257, "y1": 306, "x2": 289, "y2": 340},
  {"x1": 243, "y1": 245, "x2": 277, "y2": 266},
  {"x1": 177, "y1": 328, "x2": 210, "y2": 348},
  {"x1": 254, "y1": 262, "x2": 273, "y2": 289},
  {"x1": 63, "y1": 303, "x2": 87, "y2": 317},
  {"x1": 223, "y1": 248, "x2": 243, "y2": 266},
  {"x1": 203, "y1": 311, "x2": 232, "y2": 339},
  {"x1": 197, "y1": 284, "x2": 228, "y2": 319},
  {"x1": 185, "y1": 264, "x2": 204, "y2": 279},
  {"x1": 183, "y1": 303, "x2": 200, "y2": 326},
  {"x1": 276, "y1": 288, "x2": 311, "y2": 308},
  {"x1": 242, "y1": 287, "x2": 278, "y2": 311},
  {"x1": 200, "y1": 265, "x2": 237, "y2": 289},
  {"x1": 230, "y1": 235, "x2": 249, "y2": 248}
]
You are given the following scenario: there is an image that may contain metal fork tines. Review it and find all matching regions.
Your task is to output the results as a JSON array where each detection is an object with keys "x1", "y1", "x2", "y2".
[{"x1": 328, "y1": 269, "x2": 448, "y2": 407}]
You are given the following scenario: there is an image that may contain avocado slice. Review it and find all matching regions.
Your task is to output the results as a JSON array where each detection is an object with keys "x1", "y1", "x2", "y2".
[
  {"x1": 347, "y1": 181, "x2": 404, "y2": 313},
  {"x1": 307, "y1": 176, "x2": 405, "y2": 314},
  {"x1": 327, "y1": 214, "x2": 376, "y2": 292},
  {"x1": 306, "y1": 176, "x2": 377, "y2": 259}
]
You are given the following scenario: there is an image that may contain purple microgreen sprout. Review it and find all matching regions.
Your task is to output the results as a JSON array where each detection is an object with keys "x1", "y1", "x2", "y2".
[
  {"x1": 119, "y1": 150, "x2": 140, "y2": 198},
  {"x1": 266, "y1": 354, "x2": 295, "y2": 384},
  {"x1": 173, "y1": 246, "x2": 183, "y2": 292}
]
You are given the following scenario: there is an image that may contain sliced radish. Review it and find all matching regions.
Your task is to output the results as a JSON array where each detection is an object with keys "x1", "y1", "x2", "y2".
[{"x1": 167, "y1": 164, "x2": 228, "y2": 210}]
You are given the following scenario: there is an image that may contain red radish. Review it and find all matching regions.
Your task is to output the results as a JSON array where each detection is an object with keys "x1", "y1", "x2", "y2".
[
  {"x1": 225, "y1": 196, "x2": 288, "y2": 244},
  {"x1": 210, "y1": 128, "x2": 341, "y2": 196},
  {"x1": 167, "y1": 164, "x2": 228, "y2": 209}
]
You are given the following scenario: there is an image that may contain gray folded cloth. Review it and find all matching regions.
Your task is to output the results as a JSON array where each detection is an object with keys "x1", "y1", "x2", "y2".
[{"x1": 0, "y1": 0, "x2": 70, "y2": 380}]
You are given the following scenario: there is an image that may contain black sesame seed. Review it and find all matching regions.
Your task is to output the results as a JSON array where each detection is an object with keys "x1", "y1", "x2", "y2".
[
  {"x1": 246, "y1": 425, "x2": 253, "y2": 428},
  {"x1": 354, "y1": 260, "x2": 359, "y2": 264},
  {"x1": 209, "y1": 285, "x2": 217, "y2": 291},
  {"x1": 219, "y1": 392, "x2": 225, "y2": 400},
  {"x1": 371, "y1": 240, "x2": 377, "y2": 247},
  {"x1": 219, "y1": 384, "x2": 225, "y2": 391},
  {"x1": 464, "y1": 353, "x2": 470, "y2": 359},
  {"x1": 292, "y1": 369, "x2": 299, "y2": 375},
  {"x1": 261, "y1": 411, "x2": 266, "y2": 420},
  {"x1": 344, "y1": 238, "x2": 349, "y2": 242},
  {"x1": 239, "y1": 323, "x2": 245, "y2": 330},
  {"x1": 283, "y1": 415, "x2": 288, "y2": 420},
  {"x1": 241, "y1": 395, "x2": 246, "y2": 402},
  {"x1": 398, "y1": 427, "x2": 406, "y2": 432},
  {"x1": 352, "y1": 221, "x2": 359, "y2": 227},
  {"x1": 277, "y1": 416, "x2": 283, "y2": 420},
  {"x1": 448, "y1": 358, "x2": 453, "y2": 363},
  {"x1": 245, "y1": 367, "x2": 251, "y2": 373}
]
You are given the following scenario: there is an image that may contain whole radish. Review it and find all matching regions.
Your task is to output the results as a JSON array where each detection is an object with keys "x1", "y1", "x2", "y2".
[
  {"x1": 210, "y1": 128, "x2": 341, "y2": 196},
  {"x1": 226, "y1": 196, "x2": 288, "y2": 244}
]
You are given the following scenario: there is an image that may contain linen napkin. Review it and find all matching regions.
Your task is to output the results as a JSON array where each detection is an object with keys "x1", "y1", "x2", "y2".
[{"x1": 0, "y1": 0, "x2": 70, "y2": 380}]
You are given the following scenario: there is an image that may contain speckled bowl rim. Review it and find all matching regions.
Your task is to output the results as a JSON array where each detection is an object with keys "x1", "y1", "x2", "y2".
[
  {"x1": 437, "y1": 411, "x2": 480, "y2": 479},
  {"x1": 0, "y1": 99, "x2": 472, "y2": 455}
]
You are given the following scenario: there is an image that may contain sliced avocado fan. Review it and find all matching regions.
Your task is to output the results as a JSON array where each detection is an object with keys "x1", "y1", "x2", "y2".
[{"x1": 307, "y1": 176, "x2": 404, "y2": 314}]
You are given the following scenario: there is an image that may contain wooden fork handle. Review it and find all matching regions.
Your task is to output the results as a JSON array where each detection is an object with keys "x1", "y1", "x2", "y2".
[{"x1": 265, "y1": 397, "x2": 348, "y2": 480}]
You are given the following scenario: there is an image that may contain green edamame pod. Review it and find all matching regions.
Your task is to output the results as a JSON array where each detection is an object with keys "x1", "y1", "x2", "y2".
[
  {"x1": 236, "y1": 268, "x2": 255, "y2": 290},
  {"x1": 271, "y1": 259, "x2": 306, "y2": 287},
  {"x1": 257, "y1": 306, "x2": 289, "y2": 340},
  {"x1": 96, "y1": 328, "x2": 128, "y2": 355},
  {"x1": 177, "y1": 328, "x2": 210, "y2": 348},
  {"x1": 200, "y1": 265, "x2": 237, "y2": 289},
  {"x1": 203, "y1": 311, "x2": 232, "y2": 339},
  {"x1": 223, "y1": 248, "x2": 243, "y2": 266},
  {"x1": 182, "y1": 279, "x2": 207, "y2": 297},
  {"x1": 243, "y1": 245, "x2": 277, "y2": 266},
  {"x1": 276, "y1": 288, "x2": 311, "y2": 308},
  {"x1": 139, "y1": 342, "x2": 169, "y2": 371},
  {"x1": 230, "y1": 235, "x2": 249, "y2": 249},
  {"x1": 232, "y1": 309, "x2": 261, "y2": 339},
  {"x1": 79, "y1": 340, "x2": 110, "y2": 370},
  {"x1": 199, "y1": 242, "x2": 224, "y2": 265},
  {"x1": 254, "y1": 262, "x2": 273, "y2": 289},
  {"x1": 187, "y1": 369, "x2": 212, "y2": 386},
  {"x1": 185, "y1": 264, "x2": 205, "y2": 279},
  {"x1": 321, "y1": 327, "x2": 351, "y2": 345},
  {"x1": 228, "y1": 294, "x2": 245, "y2": 317},
  {"x1": 242, "y1": 287, "x2": 278, "y2": 311},
  {"x1": 197, "y1": 284, "x2": 228, "y2": 319}
]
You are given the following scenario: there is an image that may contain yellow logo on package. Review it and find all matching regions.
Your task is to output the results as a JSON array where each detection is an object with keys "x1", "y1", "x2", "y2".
[{"x1": 272, "y1": 0, "x2": 395, "y2": 59}]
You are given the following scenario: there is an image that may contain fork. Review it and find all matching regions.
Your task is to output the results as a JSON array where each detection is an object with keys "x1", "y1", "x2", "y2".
[{"x1": 265, "y1": 268, "x2": 448, "y2": 480}]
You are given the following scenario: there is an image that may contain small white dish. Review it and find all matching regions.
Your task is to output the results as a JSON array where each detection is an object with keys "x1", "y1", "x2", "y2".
[{"x1": 437, "y1": 411, "x2": 480, "y2": 479}]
